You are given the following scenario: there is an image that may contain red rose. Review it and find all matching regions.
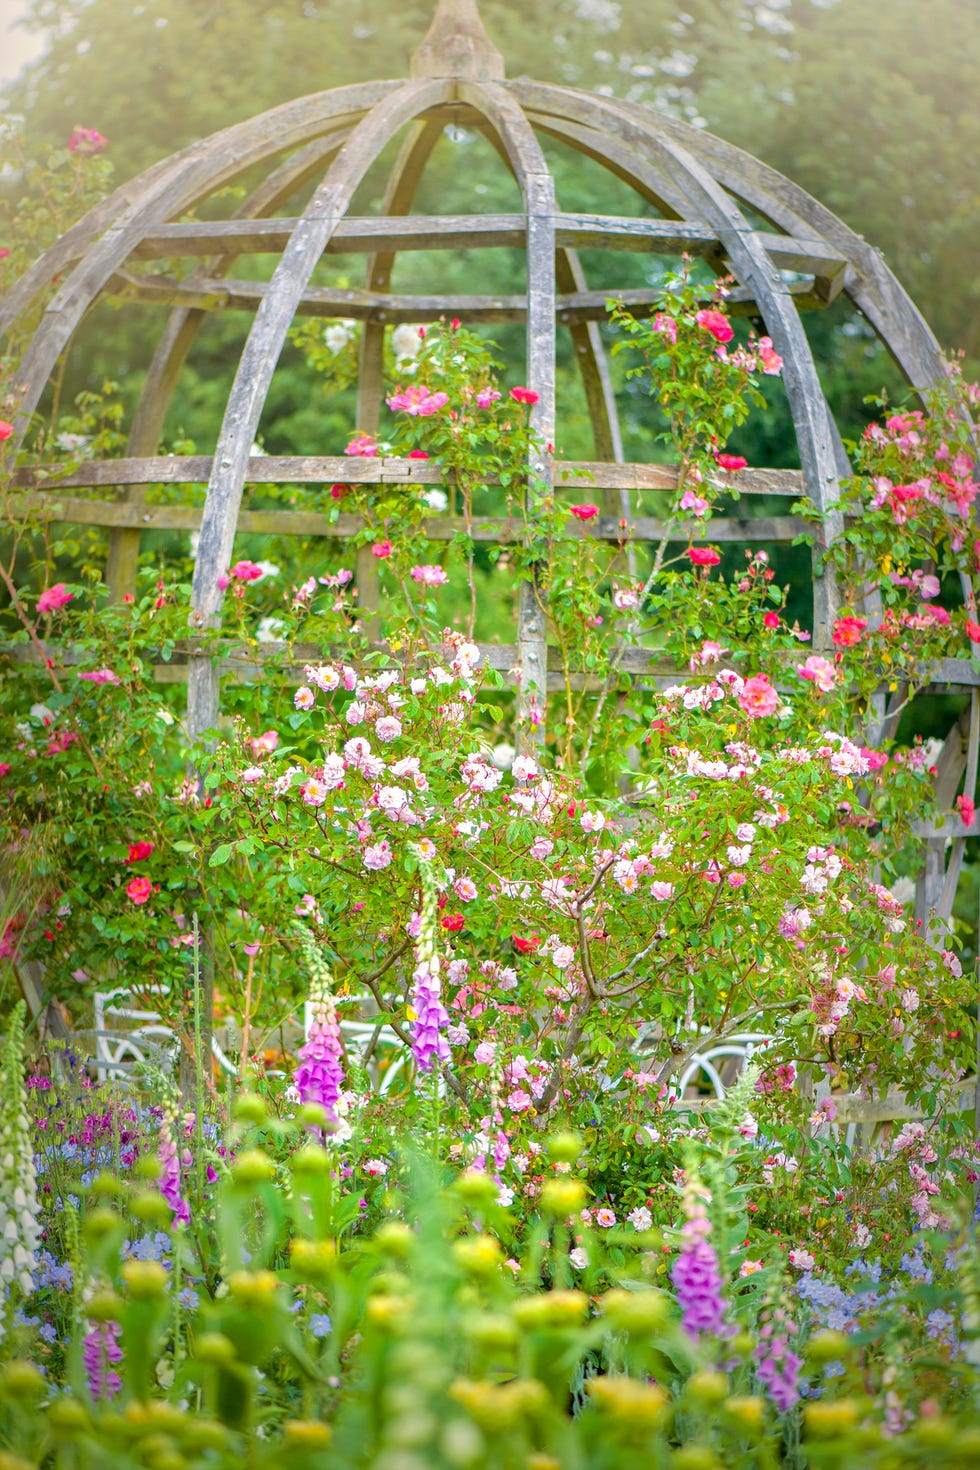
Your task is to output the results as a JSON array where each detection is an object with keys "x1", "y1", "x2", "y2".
[
  {"x1": 688, "y1": 547, "x2": 721, "y2": 567},
  {"x1": 509, "y1": 386, "x2": 540, "y2": 406},
  {"x1": 408, "y1": 449, "x2": 430, "y2": 460},
  {"x1": 715, "y1": 453, "x2": 747, "y2": 472},
  {"x1": 694, "y1": 308, "x2": 734, "y2": 344},
  {"x1": 763, "y1": 611, "x2": 780, "y2": 630},
  {"x1": 957, "y1": 794, "x2": 976, "y2": 828},
  {"x1": 569, "y1": 503, "x2": 600, "y2": 522},
  {"x1": 330, "y1": 483, "x2": 348, "y2": 499},
  {"x1": 125, "y1": 876, "x2": 152, "y2": 905},
  {"x1": 0, "y1": 421, "x2": 13, "y2": 443},
  {"x1": 441, "y1": 912, "x2": 465, "y2": 933},
  {"x1": 512, "y1": 933, "x2": 541, "y2": 953},
  {"x1": 966, "y1": 620, "x2": 980, "y2": 643},
  {"x1": 372, "y1": 541, "x2": 393, "y2": 559},
  {"x1": 126, "y1": 841, "x2": 155, "y2": 863},
  {"x1": 832, "y1": 615, "x2": 868, "y2": 647}
]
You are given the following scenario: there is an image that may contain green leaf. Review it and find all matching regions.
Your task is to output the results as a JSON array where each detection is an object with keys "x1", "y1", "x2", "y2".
[{"x1": 209, "y1": 843, "x2": 235, "y2": 867}]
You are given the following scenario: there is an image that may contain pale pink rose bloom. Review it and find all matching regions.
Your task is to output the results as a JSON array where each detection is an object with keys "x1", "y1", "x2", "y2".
[
  {"x1": 294, "y1": 686, "x2": 315, "y2": 710},
  {"x1": 797, "y1": 655, "x2": 837, "y2": 693},
  {"x1": 454, "y1": 877, "x2": 478, "y2": 902},
  {"x1": 612, "y1": 587, "x2": 640, "y2": 610},
  {"x1": 362, "y1": 841, "x2": 393, "y2": 871},
  {"x1": 738, "y1": 674, "x2": 780, "y2": 718},
  {"x1": 375, "y1": 715, "x2": 402, "y2": 742},
  {"x1": 552, "y1": 944, "x2": 575, "y2": 969}
]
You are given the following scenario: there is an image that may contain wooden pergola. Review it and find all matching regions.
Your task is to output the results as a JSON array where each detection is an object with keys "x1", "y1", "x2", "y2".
[{"x1": 1, "y1": 0, "x2": 976, "y2": 937}]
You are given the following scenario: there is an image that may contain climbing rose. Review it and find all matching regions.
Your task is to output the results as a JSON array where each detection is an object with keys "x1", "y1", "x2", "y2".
[
  {"x1": 410, "y1": 564, "x2": 448, "y2": 587},
  {"x1": 652, "y1": 311, "x2": 677, "y2": 343},
  {"x1": 957, "y1": 794, "x2": 976, "y2": 828},
  {"x1": 966, "y1": 619, "x2": 980, "y2": 643},
  {"x1": 230, "y1": 560, "x2": 264, "y2": 581},
  {"x1": 512, "y1": 934, "x2": 540, "y2": 954},
  {"x1": 77, "y1": 669, "x2": 120, "y2": 684},
  {"x1": 757, "y1": 336, "x2": 784, "y2": 374},
  {"x1": 68, "y1": 126, "x2": 106, "y2": 154},
  {"x1": 738, "y1": 674, "x2": 780, "y2": 719},
  {"x1": 126, "y1": 842, "x2": 155, "y2": 863},
  {"x1": 37, "y1": 583, "x2": 73, "y2": 613},
  {"x1": 797, "y1": 655, "x2": 837, "y2": 693},
  {"x1": 476, "y1": 387, "x2": 501, "y2": 408},
  {"x1": 372, "y1": 541, "x2": 393, "y2": 559},
  {"x1": 386, "y1": 385, "x2": 449, "y2": 416},
  {"x1": 345, "y1": 432, "x2": 378, "y2": 457},
  {"x1": 694, "y1": 308, "x2": 734, "y2": 344},
  {"x1": 763, "y1": 610, "x2": 780, "y2": 629},
  {"x1": 0, "y1": 421, "x2": 12, "y2": 441},
  {"x1": 715, "y1": 452, "x2": 747, "y2": 471},
  {"x1": 833, "y1": 615, "x2": 868, "y2": 647},
  {"x1": 688, "y1": 547, "x2": 721, "y2": 567},
  {"x1": 125, "y1": 876, "x2": 152, "y2": 905},
  {"x1": 569, "y1": 503, "x2": 599, "y2": 521},
  {"x1": 509, "y1": 386, "x2": 539, "y2": 405}
]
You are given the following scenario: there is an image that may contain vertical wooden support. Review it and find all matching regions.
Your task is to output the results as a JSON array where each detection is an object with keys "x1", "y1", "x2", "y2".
[
  {"x1": 186, "y1": 80, "x2": 451, "y2": 739},
  {"x1": 462, "y1": 82, "x2": 555, "y2": 749}
]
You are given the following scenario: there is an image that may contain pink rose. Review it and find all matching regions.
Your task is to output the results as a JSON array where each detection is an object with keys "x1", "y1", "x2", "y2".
[
  {"x1": 37, "y1": 583, "x2": 73, "y2": 614},
  {"x1": 694, "y1": 308, "x2": 734, "y2": 344},
  {"x1": 738, "y1": 674, "x2": 780, "y2": 719}
]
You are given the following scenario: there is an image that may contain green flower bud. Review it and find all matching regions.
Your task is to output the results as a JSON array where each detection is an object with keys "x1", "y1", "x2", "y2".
[
  {"x1": 539, "y1": 1179, "x2": 588, "y2": 1216},
  {"x1": 121, "y1": 1259, "x2": 169, "y2": 1300},
  {"x1": 130, "y1": 1191, "x2": 174, "y2": 1227},
  {"x1": 804, "y1": 1400, "x2": 860, "y2": 1438},
  {"x1": 86, "y1": 1290, "x2": 124, "y2": 1323},
  {"x1": 452, "y1": 1235, "x2": 503, "y2": 1276},
  {"x1": 601, "y1": 1287, "x2": 669, "y2": 1333},
  {"x1": 230, "y1": 1148, "x2": 275, "y2": 1185},
  {"x1": 291, "y1": 1143, "x2": 330, "y2": 1177},
  {"x1": 685, "y1": 1370, "x2": 728, "y2": 1407},
  {"x1": 83, "y1": 1206, "x2": 122, "y2": 1240},
  {"x1": 193, "y1": 1333, "x2": 237, "y2": 1366},
  {"x1": 374, "y1": 1221, "x2": 414, "y2": 1258},
  {"x1": 0, "y1": 1362, "x2": 46, "y2": 1399},
  {"x1": 546, "y1": 1131, "x2": 584, "y2": 1163},
  {"x1": 513, "y1": 1290, "x2": 588, "y2": 1329},
  {"x1": 232, "y1": 1093, "x2": 267, "y2": 1124},
  {"x1": 452, "y1": 1170, "x2": 499, "y2": 1206},
  {"x1": 807, "y1": 1329, "x2": 850, "y2": 1364}
]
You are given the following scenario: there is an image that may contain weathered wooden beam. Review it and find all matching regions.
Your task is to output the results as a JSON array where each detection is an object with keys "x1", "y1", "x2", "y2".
[
  {"x1": 10, "y1": 455, "x2": 807, "y2": 496},
  {"x1": 128, "y1": 212, "x2": 725, "y2": 260},
  {"x1": 5, "y1": 492, "x2": 808, "y2": 543},
  {"x1": 186, "y1": 79, "x2": 454, "y2": 739},
  {"x1": 107, "y1": 269, "x2": 832, "y2": 324}
]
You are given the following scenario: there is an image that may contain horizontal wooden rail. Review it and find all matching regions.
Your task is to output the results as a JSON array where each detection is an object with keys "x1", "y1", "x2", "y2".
[
  {"x1": 107, "y1": 268, "x2": 825, "y2": 324},
  {"x1": 126, "y1": 211, "x2": 848, "y2": 285},
  {"x1": 9, "y1": 455, "x2": 806, "y2": 497},
  {"x1": 3, "y1": 492, "x2": 807, "y2": 544},
  {"x1": 5, "y1": 637, "x2": 980, "y2": 697}
]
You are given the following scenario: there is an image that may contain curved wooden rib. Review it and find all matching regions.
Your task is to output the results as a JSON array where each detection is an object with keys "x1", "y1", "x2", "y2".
[
  {"x1": 460, "y1": 81, "x2": 556, "y2": 747},
  {"x1": 0, "y1": 82, "x2": 400, "y2": 463},
  {"x1": 505, "y1": 81, "x2": 844, "y2": 641},
  {"x1": 104, "y1": 128, "x2": 353, "y2": 600},
  {"x1": 186, "y1": 79, "x2": 453, "y2": 736}
]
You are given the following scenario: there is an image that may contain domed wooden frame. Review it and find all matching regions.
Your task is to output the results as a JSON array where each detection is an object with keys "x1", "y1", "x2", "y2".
[{"x1": 2, "y1": 0, "x2": 977, "y2": 938}]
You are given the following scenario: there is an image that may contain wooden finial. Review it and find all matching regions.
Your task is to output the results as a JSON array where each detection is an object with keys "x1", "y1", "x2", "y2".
[{"x1": 410, "y1": 0, "x2": 505, "y2": 80}]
